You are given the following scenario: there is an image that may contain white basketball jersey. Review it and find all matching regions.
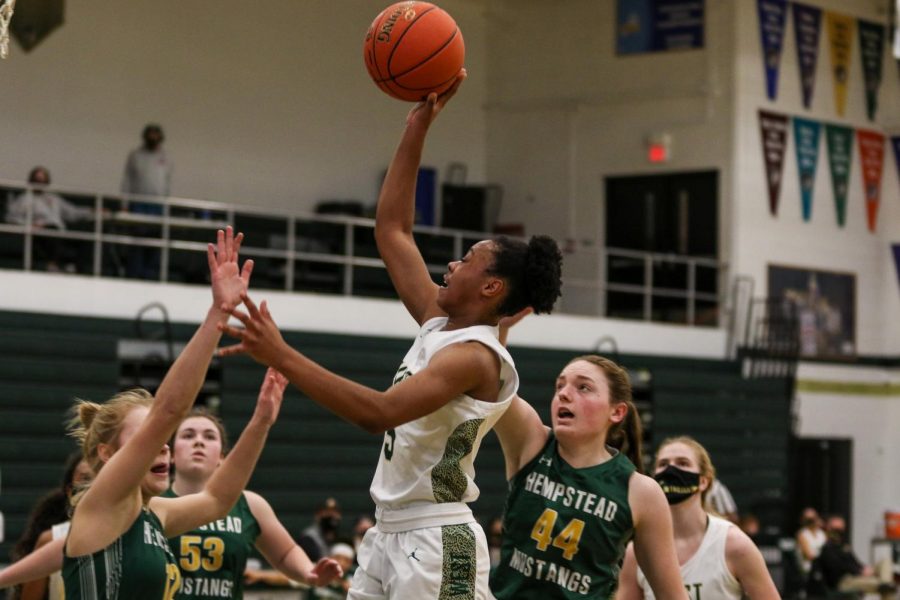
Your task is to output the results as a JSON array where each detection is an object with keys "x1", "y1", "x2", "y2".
[
  {"x1": 49, "y1": 521, "x2": 71, "y2": 600},
  {"x1": 369, "y1": 317, "x2": 518, "y2": 518},
  {"x1": 637, "y1": 515, "x2": 742, "y2": 600}
]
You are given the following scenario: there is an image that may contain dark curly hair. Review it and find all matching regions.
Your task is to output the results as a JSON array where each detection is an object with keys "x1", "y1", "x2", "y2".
[{"x1": 487, "y1": 235, "x2": 563, "y2": 316}]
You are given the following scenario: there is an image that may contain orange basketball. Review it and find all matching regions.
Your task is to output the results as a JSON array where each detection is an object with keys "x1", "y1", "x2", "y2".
[{"x1": 364, "y1": 1, "x2": 465, "y2": 102}]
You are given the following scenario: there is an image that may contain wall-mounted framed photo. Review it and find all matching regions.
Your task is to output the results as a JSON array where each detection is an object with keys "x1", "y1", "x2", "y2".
[{"x1": 768, "y1": 264, "x2": 856, "y2": 359}]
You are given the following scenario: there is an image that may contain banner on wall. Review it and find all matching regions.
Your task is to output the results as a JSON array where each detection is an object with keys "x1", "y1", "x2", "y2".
[
  {"x1": 792, "y1": 3, "x2": 822, "y2": 109},
  {"x1": 759, "y1": 110, "x2": 789, "y2": 216},
  {"x1": 825, "y1": 124, "x2": 853, "y2": 227},
  {"x1": 857, "y1": 130, "x2": 885, "y2": 232},
  {"x1": 615, "y1": 0, "x2": 705, "y2": 55},
  {"x1": 826, "y1": 12, "x2": 854, "y2": 116},
  {"x1": 857, "y1": 20, "x2": 885, "y2": 121},
  {"x1": 893, "y1": 244, "x2": 900, "y2": 292},
  {"x1": 757, "y1": 0, "x2": 788, "y2": 100},
  {"x1": 893, "y1": 137, "x2": 900, "y2": 192},
  {"x1": 793, "y1": 118, "x2": 821, "y2": 221}
]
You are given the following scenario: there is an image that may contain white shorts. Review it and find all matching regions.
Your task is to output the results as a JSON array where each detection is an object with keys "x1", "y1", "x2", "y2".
[{"x1": 348, "y1": 520, "x2": 493, "y2": 600}]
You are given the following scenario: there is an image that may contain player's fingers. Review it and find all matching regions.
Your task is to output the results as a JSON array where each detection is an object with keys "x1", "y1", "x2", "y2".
[
  {"x1": 226, "y1": 307, "x2": 251, "y2": 326},
  {"x1": 233, "y1": 231, "x2": 244, "y2": 259},
  {"x1": 217, "y1": 323, "x2": 245, "y2": 338},
  {"x1": 207, "y1": 243, "x2": 217, "y2": 273},
  {"x1": 216, "y1": 229, "x2": 226, "y2": 264},
  {"x1": 241, "y1": 293, "x2": 262, "y2": 320},
  {"x1": 216, "y1": 343, "x2": 246, "y2": 357},
  {"x1": 260, "y1": 299, "x2": 273, "y2": 320},
  {"x1": 241, "y1": 258, "x2": 255, "y2": 285},
  {"x1": 224, "y1": 225, "x2": 234, "y2": 259}
]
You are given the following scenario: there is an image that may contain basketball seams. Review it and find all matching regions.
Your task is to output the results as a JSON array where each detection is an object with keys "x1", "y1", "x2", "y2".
[
  {"x1": 385, "y1": 5, "x2": 437, "y2": 78},
  {"x1": 386, "y1": 27, "x2": 459, "y2": 85},
  {"x1": 366, "y1": 9, "x2": 390, "y2": 85},
  {"x1": 364, "y1": 1, "x2": 465, "y2": 101}
]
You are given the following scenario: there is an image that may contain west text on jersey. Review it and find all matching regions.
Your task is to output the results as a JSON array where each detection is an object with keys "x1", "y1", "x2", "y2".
[{"x1": 523, "y1": 472, "x2": 619, "y2": 521}]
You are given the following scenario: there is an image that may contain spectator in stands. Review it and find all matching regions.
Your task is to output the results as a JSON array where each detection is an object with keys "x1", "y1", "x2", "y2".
[
  {"x1": 810, "y1": 514, "x2": 896, "y2": 599},
  {"x1": 121, "y1": 124, "x2": 171, "y2": 213},
  {"x1": 705, "y1": 478, "x2": 739, "y2": 523},
  {"x1": 310, "y1": 543, "x2": 354, "y2": 599},
  {"x1": 795, "y1": 507, "x2": 826, "y2": 582},
  {"x1": 9, "y1": 452, "x2": 92, "y2": 600},
  {"x1": 5, "y1": 166, "x2": 94, "y2": 272},
  {"x1": 120, "y1": 123, "x2": 171, "y2": 279},
  {"x1": 486, "y1": 516, "x2": 503, "y2": 570},
  {"x1": 739, "y1": 512, "x2": 762, "y2": 544},
  {"x1": 350, "y1": 515, "x2": 374, "y2": 559},
  {"x1": 298, "y1": 497, "x2": 343, "y2": 563}
]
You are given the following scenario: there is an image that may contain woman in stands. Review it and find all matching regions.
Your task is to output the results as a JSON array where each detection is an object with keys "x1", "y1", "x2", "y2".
[
  {"x1": 165, "y1": 407, "x2": 341, "y2": 598},
  {"x1": 616, "y1": 436, "x2": 779, "y2": 599},
  {"x1": 9, "y1": 452, "x2": 92, "y2": 600},
  {"x1": 217, "y1": 72, "x2": 564, "y2": 599},
  {"x1": 487, "y1": 350, "x2": 687, "y2": 599}
]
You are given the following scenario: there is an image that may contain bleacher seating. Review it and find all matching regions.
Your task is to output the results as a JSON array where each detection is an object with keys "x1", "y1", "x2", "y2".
[{"x1": 0, "y1": 310, "x2": 794, "y2": 563}]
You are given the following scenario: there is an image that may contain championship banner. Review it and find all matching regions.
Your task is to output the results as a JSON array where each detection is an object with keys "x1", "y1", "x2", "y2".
[
  {"x1": 856, "y1": 129, "x2": 885, "y2": 232},
  {"x1": 825, "y1": 124, "x2": 853, "y2": 227},
  {"x1": 857, "y1": 20, "x2": 885, "y2": 121},
  {"x1": 758, "y1": 0, "x2": 788, "y2": 100},
  {"x1": 616, "y1": 0, "x2": 705, "y2": 54},
  {"x1": 826, "y1": 12, "x2": 854, "y2": 116},
  {"x1": 793, "y1": 118, "x2": 821, "y2": 221},
  {"x1": 792, "y1": 3, "x2": 822, "y2": 109},
  {"x1": 759, "y1": 110, "x2": 789, "y2": 216}
]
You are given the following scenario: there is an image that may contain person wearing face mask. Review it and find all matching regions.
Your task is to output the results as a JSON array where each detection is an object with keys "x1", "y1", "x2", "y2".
[
  {"x1": 811, "y1": 514, "x2": 896, "y2": 599},
  {"x1": 6, "y1": 166, "x2": 95, "y2": 272},
  {"x1": 795, "y1": 507, "x2": 826, "y2": 583},
  {"x1": 298, "y1": 498, "x2": 343, "y2": 563},
  {"x1": 617, "y1": 436, "x2": 779, "y2": 600}
]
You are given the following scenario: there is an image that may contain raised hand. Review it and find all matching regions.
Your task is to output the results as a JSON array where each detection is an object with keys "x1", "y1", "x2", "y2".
[
  {"x1": 218, "y1": 293, "x2": 290, "y2": 368},
  {"x1": 253, "y1": 367, "x2": 287, "y2": 427},
  {"x1": 208, "y1": 226, "x2": 254, "y2": 314},
  {"x1": 305, "y1": 557, "x2": 344, "y2": 587},
  {"x1": 406, "y1": 69, "x2": 467, "y2": 128},
  {"x1": 498, "y1": 306, "x2": 533, "y2": 346}
]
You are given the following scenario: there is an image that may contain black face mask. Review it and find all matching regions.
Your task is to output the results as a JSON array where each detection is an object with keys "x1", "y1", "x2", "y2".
[
  {"x1": 654, "y1": 465, "x2": 701, "y2": 505},
  {"x1": 319, "y1": 515, "x2": 341, "y2": 534}
]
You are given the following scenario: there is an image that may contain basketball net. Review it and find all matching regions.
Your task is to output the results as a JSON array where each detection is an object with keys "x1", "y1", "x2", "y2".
[{"x1": 0, "y1": 0, "x2": 16, "y2": 59}]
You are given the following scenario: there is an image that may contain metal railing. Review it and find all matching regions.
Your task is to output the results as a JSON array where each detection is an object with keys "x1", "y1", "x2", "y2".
[{"x1": 0, "y1": 178, "x2": 728, "y2": 325}]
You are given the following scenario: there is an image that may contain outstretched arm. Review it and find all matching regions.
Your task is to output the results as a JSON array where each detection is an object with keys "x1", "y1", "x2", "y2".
[
  {"x1": 68, "y1": 228, "x2": 253, "y2": 556},
  {"x1": 245, "y1": 491, "x2": 343, "y2": 587},
  {"x1": 374, "y1": 72, "x2": 466, "y2": 325},
  {"x1": 629, "y1": 474, "x2": 688, "y2": 600},
  {"x1": 152, "y1": 369, "x2": 285, "y2": 537},
  {"x1": 219, "y1": 294, "x2": 498, "y2": 433},
  {"x1": 0, "y1": 538, "x2": 64, "y2": 589}
]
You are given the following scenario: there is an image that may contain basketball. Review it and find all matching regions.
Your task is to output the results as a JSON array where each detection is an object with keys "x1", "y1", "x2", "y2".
[{"x1": 364, "y1": 1, "x2": 465, "y2": 102}]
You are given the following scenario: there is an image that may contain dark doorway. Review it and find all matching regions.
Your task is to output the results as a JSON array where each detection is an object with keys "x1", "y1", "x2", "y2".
[
  {"x1": 605, "y1": 171, "x2": 719, "y2": 325},
  {"x1": 789, "y1": 437, "x2": 853, "y2": 531}
]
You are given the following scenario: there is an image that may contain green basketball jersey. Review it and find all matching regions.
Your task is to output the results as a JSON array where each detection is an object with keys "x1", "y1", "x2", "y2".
[
  {"x1": 162, "y1": 489, "x2": 261, "y2": 599},
  {"x1": 490, "y1": 433, "x2": 636, "y2": 599},
  {"x1": 62, "y1": 506, "x2": 181, "y2": 600}
]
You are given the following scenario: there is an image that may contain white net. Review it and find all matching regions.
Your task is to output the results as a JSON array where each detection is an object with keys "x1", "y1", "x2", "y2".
[{"x1": 0, "y1": 0, "x2": 15, "y2": 59}]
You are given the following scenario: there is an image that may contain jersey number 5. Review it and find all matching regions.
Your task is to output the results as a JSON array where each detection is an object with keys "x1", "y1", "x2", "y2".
[
  {"x1": 383, "y1": 429, "x2": 396, "y2": 461},
  {"x1": 179, "y1": 535, "x2": 225, "y2": 572},
  {"x1": 530, "y1": 508, "x2": 585, "y2": 561}
]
